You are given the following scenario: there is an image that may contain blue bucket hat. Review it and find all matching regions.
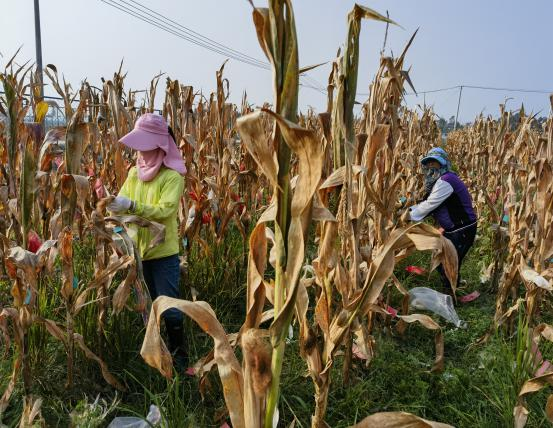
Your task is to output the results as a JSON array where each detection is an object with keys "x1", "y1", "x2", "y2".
[{"x1": 421, "y1": 147, "x2": 450, "y2": 167}]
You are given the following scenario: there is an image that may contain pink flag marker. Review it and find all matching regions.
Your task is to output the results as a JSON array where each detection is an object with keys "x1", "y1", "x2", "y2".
[
  {"x1": 27, "y1": 231, "x2": 42, "y2": 253},
  {"x1": 459, "y1": 291, "x2": 480, "y2": 303},
  {"x1": 535, "y1": 360, "x2": 552, "y2": 377},
  {"x1": 94, "y1": 178, "x2": 106, "y2": 199},
  {"x1": 352, "y1": 343, "x2": 368, "y2": 360},
  {"x1": 406, "y1": 265, "x2": 426, "y2": 276},
  {"x1": 386, "y1": 305, "x2": 398, "y2": 318}
]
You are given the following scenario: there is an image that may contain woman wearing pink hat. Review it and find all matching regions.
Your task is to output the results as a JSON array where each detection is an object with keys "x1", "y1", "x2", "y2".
[{"x1": 108, "y1": 113, "x2": 188, "y2": 370}]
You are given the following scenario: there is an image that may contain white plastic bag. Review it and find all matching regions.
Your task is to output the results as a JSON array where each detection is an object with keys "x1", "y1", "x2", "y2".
[
  {"x1": 108, "y1": 405, "x2": 163, "y2": 428},
  {"x1": 408, "y1": 287, "x2": 466, "y2": 328}
]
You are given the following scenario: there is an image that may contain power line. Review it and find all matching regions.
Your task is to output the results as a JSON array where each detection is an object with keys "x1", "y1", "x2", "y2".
[
  {"x1": 404, "y1": 85, "x2": 460, "y2": 96},
  {"x1": 299, "y1": 83, "x2": 327, "y2": 95},
  {"x1": 402, "y1": 84, "x2": 553, "y2": 96},
  {"x1": 58, "y1": 0, "x2": 553, "y2": 106},
  {"x1": 126, "y1": 0, "x2": 268, "y2": 68},
  {"x1": 100, "y1": 1, "x2": 329, "y2": 101},
  {"x1": 299, "y1": 74, "x2": 328, "y2": 96},
  {"x1": 302, "y1": 82, "x2": 552, "y2": 98},
  {"x1": 302, "y1": 84, "x2": 461, "y2": 97},
  {"x1": 101, "y1": 0, "x2": 269, "y2": 70},
  {"x1": 463, "y1": 85, "x2": 553, "y2": 94},
  {"x1": 100, "y1": 0, "x2": 335, "y2": 99},
  {"x1": 100, "y1": 0, "x2": 270, "y2": 70},
  {"x1": 301, "y1": 75, "x2": 326, "y2": 90}
]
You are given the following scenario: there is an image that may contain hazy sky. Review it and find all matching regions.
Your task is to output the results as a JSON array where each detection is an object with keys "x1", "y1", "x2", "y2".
[{"x1": 2, "y1": 0, "x2": 552, "y2": 122}]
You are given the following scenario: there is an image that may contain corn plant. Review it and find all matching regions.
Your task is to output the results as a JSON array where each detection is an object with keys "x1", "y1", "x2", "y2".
[{"x1": 2, "y1": 1, "x2": 551, "y2": 426}]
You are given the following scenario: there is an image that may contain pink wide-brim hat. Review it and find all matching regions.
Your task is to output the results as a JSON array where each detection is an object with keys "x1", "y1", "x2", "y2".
[{"x1": 120, "y1": 113, "x2": 186, "y2": 175}]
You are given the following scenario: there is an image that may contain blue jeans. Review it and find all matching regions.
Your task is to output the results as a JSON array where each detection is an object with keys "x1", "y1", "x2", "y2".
[{"x1": 142, "y1": 254, "x2": 183, "y2": 326}]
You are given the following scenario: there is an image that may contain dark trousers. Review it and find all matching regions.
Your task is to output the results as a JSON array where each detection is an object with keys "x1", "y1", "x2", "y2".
[
  {"x1": 438, "y1": 223, "x2": 477, "y2": 291},
  {"x1": 142, "y1": 254, "x2": 183, "y2": 327}
]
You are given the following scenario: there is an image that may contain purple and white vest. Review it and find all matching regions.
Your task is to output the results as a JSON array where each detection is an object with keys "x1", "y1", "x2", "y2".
[{"x1": 430, "y1": 172, "x2": 477, "y2": 231}]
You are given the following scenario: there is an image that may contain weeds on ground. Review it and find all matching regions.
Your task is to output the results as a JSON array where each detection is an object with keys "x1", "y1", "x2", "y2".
[
  {"x1": 1, "y1": 234, "x2": 552, "y2": 427},
  {"x1": 69, "y1": 395, "x2": 119, "y2": 428}
]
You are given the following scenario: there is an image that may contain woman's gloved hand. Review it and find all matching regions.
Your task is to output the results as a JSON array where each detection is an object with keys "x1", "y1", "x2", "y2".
[{"x1": 108, "y1": 196, "x2": 133, "y2": 213}]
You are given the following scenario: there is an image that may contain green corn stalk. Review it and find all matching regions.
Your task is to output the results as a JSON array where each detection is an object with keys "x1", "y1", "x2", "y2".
[
  {"x1": 1, "y1": 52, "x2": 32, "y2": 245},
  {"x1": 249, "y1": 1, "x2": 299, "y2": 426},
  {"x1": 331, "y1": 4, "x2": 397, "y2": 172},
  {"x1": 60, "y1": 86, "x2": 88, "y2": 388},
  {"x1": 21, "y1": 71, "x2": 49, "y2": 249},
  {"x1": 20, "y1": 126, "x2": 39, "y2": 249},
  {"x1": 1, "y1": 75, "x2": 18, "y2": 200},
  {"x1": 247, "y1": 0, "x2": 300, "y2": 425},
  {"x1": 330, "y1": 3, "x2": 397, "y2": 387}
]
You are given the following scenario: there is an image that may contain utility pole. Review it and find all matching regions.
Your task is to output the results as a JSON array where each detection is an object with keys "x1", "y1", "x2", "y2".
[
  {"x1": 454, "y1": 85, "x2": 463, "y2": 130},
  {"x1": 34, "y1": 0, "x2": 44, "y2": 99}
]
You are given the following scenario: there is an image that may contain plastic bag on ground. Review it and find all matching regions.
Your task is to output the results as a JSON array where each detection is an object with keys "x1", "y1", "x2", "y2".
[
  {"x1": 108, "y1": 405, "x2": 164, "y2": 428},
  {"x1": 408, "y1": 287, "x2": 466, "y2": 328}
]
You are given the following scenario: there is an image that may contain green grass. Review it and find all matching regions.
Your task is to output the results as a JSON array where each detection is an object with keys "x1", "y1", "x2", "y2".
[{"x1": 1, "y1": 227, "x2": 553, "y2": 427}]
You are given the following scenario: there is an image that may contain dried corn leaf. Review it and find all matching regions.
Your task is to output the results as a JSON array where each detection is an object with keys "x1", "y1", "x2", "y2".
[
  {"x1": 35, "y1": 317, "x2": 125, "y2": 390},
  {"x1": 312, "y1": 192, "x2": 336, "y2": 222},
  {"x1": 352, "y1": 411, "x2": 453, "y2": 428},
  {"x1": 513, "y1": 404, "x2": 529, "y2": 428},
  {"x1": 264, "y1": 110, "x2": 323, "y2": 346},
  {"x1": 20, "y1": 135, "x2": 36, "y2": 248},
  {"x1": 407, "y1": 223, "x2": 458, "y2": 293},
  {"x1": 258, "y1": 202, "x2": 277, "y2": 223},
  {"x1": 106, "y1": 215, "x2": 165, "y2": 251},
  {"x1": 112, "y1": 264, "x2": 137, "y2": 315},
  {"x1": 520, "y1": 264, "x2": 552, "y2": 291},
  {"x1": 73, "y1": 333, "x2": 125, "y2": 391},
  {"x1": 236, "y1": 110, "x2": 278, "y2": 189},
  {"x1": 241, "y1": 328, "x2": 272, "y2": 427},
  {"x1": 0, "y1": 308, "x2": 23, "y2": 414},
  {"x1": 141, "y1": 296, "x2": 244, "y2": 428},
  {"x1": 325, "y1": 224, "x2": 455, "y2": 367},
  {"x1": 519, "y1": 371, "x2": 553, "y2": 397},
  {"x1": 59, "y1": 226, "x2": 74, "y2": 300},
  {"x1": 319, "y1": 165, "x2": 365, "y2": 190},
  {"x1": 86, "y1": 255, "x2": 133, "y2": 289},
  {"x1": 18, "y1": 395, "x2": 44, "y2": 427},
  {"x1": 243, "y1": 223, "x2": 268, "y2": 330},
  {"x1": 533, "y1": 323, "x2": 553, "y2": 344}
]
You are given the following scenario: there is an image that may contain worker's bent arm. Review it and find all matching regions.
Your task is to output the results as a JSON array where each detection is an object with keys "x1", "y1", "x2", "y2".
[
  {"x1": 408, "y1": 179, "x2": 453, "y2": 221},
  {"x1": 133, "y1": 173, "x2": 184, "y2": 222}
]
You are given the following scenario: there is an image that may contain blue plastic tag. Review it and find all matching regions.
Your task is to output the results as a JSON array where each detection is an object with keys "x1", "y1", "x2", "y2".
[
  {"x1": 113, "y1": 226, "x2": 123, "y2": 233},
  {"x1": 24, "y1": 288, "x2": 32, "y2": 305},
  {"x1": 73, "y1": 276, "x2": 79, "y2": 289},
  {"x1": 399, "y1": 196, "x2": 407, "y2": 204},
  {"x1": 502, "y1": 214, "x2": 509, "y2": 223}
]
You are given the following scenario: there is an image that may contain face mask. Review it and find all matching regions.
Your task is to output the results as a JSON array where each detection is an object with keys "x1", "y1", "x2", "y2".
[
  {"x1": 423, "y1": 166, "x2": 443, "y2": 193},
  {"x1": 424, "y1": 166, "x2": 441, "y2": 181}
]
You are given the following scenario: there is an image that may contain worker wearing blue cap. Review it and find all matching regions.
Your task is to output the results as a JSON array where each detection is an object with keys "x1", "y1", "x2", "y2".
[{"x1": 407, "y1": 147, "x2": 477, "y2": 294}]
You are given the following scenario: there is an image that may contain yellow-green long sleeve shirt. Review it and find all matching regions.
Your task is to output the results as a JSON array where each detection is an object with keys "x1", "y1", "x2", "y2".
[{"x1": 118, "y1": 166, "x2": 184, "y2": 260}]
